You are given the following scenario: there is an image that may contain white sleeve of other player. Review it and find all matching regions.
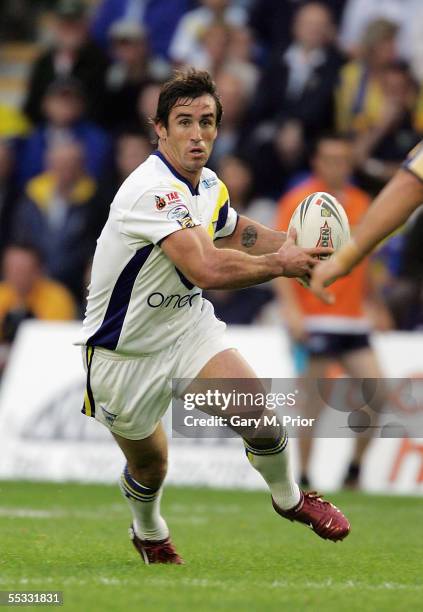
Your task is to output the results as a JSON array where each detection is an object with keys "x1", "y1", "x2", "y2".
[{"x1": 120, "y1": 187, "x2": 201, "y2": 245}]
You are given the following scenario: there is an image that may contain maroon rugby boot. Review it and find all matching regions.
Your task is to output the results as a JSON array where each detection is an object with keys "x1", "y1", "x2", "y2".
[
  {"x1": 272, "y1": 490, "x2": 350, "y2": 542},
  {"x1": 129, "y1": 524, "x2": 184, "y2": 564}
]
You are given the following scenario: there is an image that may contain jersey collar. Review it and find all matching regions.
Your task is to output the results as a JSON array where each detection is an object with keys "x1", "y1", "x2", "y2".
[{"x1": 152, "y1": 150, "x2": 200, "y2": 196}]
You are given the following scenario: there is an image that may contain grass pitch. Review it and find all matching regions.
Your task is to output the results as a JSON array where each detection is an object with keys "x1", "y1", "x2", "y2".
[{"x1": 0, "y1": 481, "x2": 422, "y2": 611}]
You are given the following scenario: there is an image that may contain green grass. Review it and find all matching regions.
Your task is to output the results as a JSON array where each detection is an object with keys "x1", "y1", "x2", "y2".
[{"x1": 0, "y1": 482, "x2": 422, "y2": 611}]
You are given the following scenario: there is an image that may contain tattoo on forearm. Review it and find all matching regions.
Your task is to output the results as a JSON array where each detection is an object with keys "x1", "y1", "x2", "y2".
[{"x1": 241, "y1": 225, "x2": 258, "y2": 248}]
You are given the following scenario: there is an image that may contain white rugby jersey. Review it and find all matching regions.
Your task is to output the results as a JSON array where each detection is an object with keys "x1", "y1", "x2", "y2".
[{"x1": 76, "y1": 151, "x2": 238, "y2": 354}]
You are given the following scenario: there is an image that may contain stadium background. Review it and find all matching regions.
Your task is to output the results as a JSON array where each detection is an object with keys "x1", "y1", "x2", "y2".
[{"x1": 0, "y1": 1, "x2": 422, "y2": 610}]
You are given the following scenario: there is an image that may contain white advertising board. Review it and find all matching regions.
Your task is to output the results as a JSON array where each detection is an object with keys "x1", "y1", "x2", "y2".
[{"x1": 0, "y1": 321, "x2": 422, "y2": 494}]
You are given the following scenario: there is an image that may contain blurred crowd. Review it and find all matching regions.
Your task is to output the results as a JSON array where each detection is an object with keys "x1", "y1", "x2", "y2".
[{"x1": 1, "y1": 0, "x2": 423, "y2": 361}]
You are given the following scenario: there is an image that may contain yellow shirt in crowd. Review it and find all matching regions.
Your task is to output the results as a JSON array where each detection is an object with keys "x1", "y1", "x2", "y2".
[
  {"x1": 0, "y1": 278, "x2": 77, "y2": 328},
  {"x1": 0, "y1": 105, "x2": 31, "y2": 139}
]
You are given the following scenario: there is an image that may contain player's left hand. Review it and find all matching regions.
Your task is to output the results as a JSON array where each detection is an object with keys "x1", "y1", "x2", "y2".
[{"x1": 310, "y1": 257, "x2": 348, "y2": 304}]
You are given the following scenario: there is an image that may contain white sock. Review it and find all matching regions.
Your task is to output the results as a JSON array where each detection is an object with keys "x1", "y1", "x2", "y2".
[
  {"x1": 244, "y1": 432, "x2": 301, "y2": 510},
  {"x1": 120, "y1": 464, "x2": 169, "y2": 541}
]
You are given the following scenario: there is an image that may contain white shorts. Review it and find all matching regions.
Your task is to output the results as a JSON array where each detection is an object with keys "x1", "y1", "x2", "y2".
[{"x1": 81, "y1": 300, "x2": 233, "y2": 440}]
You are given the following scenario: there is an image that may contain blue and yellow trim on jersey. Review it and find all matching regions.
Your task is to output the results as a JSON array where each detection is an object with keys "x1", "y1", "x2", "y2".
[
  {"x1": 120, "y1": 464, "x2": 159, "y2": 502},
  {"x1": 208, "y1": 180, "x2": 230, "y2": 238},
  {"x1": 81, "y1": 346, "x2": 96, "y2": 418}
]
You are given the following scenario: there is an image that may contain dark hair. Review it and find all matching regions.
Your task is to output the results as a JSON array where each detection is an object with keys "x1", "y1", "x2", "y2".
[
  {"x1": 381, "y1": 60, "x2": 415, "y2": 79},
  {"x1": 154, "y1": 69, "x2": 223, "y2": 128},
  {"x1": 382, "y1": 61, "x2": 419, "y2": 92},
  {"x1": 311, "y1": 132, "x2": 353, "y2": 156}
]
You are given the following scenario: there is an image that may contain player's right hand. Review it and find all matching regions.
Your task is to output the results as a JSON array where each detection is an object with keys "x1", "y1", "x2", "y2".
[{"x1": 278, "y1": 228, "x2": 334, "y2": 280}]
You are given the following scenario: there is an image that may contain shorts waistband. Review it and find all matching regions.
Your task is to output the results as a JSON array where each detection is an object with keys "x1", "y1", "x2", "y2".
[{"x1": 86, "y1": 337, "x2": 185, "y2": 360}]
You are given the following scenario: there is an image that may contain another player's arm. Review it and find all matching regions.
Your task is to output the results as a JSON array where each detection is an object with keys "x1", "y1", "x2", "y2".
[
  {"x1": 348, "y1": 170, "x2": 423, "y2": 259},
  {"x1": 215, "y1": 215, "x2": 287, "y2": 255},
  {"x1": 161, "y1": 225, "x2": 331, "y2": 290},
  {"x1": 311, "y1": 169, "x2": 423, "y2": 302}
]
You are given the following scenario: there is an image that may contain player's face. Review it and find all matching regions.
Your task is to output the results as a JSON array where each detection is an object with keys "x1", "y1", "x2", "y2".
[{"x1": 158, "y1": 95, "x2": 218, "y2": 175}]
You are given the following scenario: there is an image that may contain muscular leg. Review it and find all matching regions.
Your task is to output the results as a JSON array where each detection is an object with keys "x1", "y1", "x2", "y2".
[
  {"x1": 113, "y1": 423, "x2": 170, "y2": 541},
  {"x1": 192, "y1": 348, "x2": 282, "y2": 446},
  {"x1": 186, "y1": 348, "x2": 301, "y2": 510},
  {"x1": 113, "y1": 423, "x2": 168, "y2": 489}
]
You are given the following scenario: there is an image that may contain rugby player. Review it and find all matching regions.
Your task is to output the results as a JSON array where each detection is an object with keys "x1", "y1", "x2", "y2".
[
  {"x1": 77, "y1": 70, "x2": 350, "y2": 565},
  {"x1": 311, "y1": 141, "x2": 423, "y2": 301}
]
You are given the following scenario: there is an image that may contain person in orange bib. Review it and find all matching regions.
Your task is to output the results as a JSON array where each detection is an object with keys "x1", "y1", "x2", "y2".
[{"x1": 274, "y1": 134, "x2": 390, "y2": 488}]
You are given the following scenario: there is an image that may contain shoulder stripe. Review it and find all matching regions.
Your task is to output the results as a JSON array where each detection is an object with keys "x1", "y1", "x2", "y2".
[
  {"x1": 208, "y1": 181, "x2": 230, "y2": 237},
  {"x1": 216, "y1": 200, "x2": 229, "y2": 233}
]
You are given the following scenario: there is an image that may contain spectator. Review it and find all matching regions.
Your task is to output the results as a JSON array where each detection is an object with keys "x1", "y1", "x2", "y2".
[
  {"x1": 90, "y1": 0, "x2": 189, "y2": 58},
  {"x1": 208, "y1": 71, "x2": 249, "y2": 167},
  {"x1": 169, "y1": 0, "x2": 246, "y2": 66},
  {"x1": 180, "y1": 20, "x2": 259, "y2": 96},
  {"x1": 12, "y1": 141, "x2": 97, "y2": 303},
  {"x1": 339, "y1": 0, "x2": 415, "y2": 59},
  {"x1": 353, "y1": 62, "x2": 422, "y2": 193},
  {"x1": 23, "y1": 0, "x2": 109, "y2": 125},
  {"x1": 103, "y1": 20, "x2": 171, "y2": 130},
  {"x1": 135, "y1": 80, "x2": 163, "y2": 139},
  {"x1": 217, "y1": 154, "x2": 253, "y2": 215},
  {"x1": 89, "y1": 128, "x2": 153, "y2": 238},
  {"x1": 274, "y1": 133, "x2": 370, "y2": 227},
  {"x1": 247, "y1": 2, "x2": 344, "y2": 145},
  {"x1": 336, "y1": 19, "x2": 399, "y2": 134},
  {"x1": 0, "y1": 243, "x2": 76, "y2": 348},
  {"x1": 274, "y1": 132, "x2": 372, "y2": 224},
  {"x1": 248, "y1": 0, "x2": 346, "y2": 57},
  {"x1": 224, "y1": 25, "x2": 260, "y2": 98},
  {"x1": 274, "y1": 133, "x2": 391, "y2": 488},
  {"x1": 18, "y1": 77, "x2": 112, "y2": 186},
  {"x1": 244, "y1": 118, "x2": 309, "y2": 199},
  {"x1": 217, "y1": 154, "x2": 275, "y2": 226},
  {"x1": 0, "y1": 142, "x2": 19, "y2": 258},
  {"x1": 187, "y1": 20, "x2": 233, "y2": 74}
]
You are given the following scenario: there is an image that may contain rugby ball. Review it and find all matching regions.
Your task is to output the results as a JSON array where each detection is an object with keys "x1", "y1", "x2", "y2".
[{"x1": 288, "y1": 191, "x2": 350, "y2": 287}]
